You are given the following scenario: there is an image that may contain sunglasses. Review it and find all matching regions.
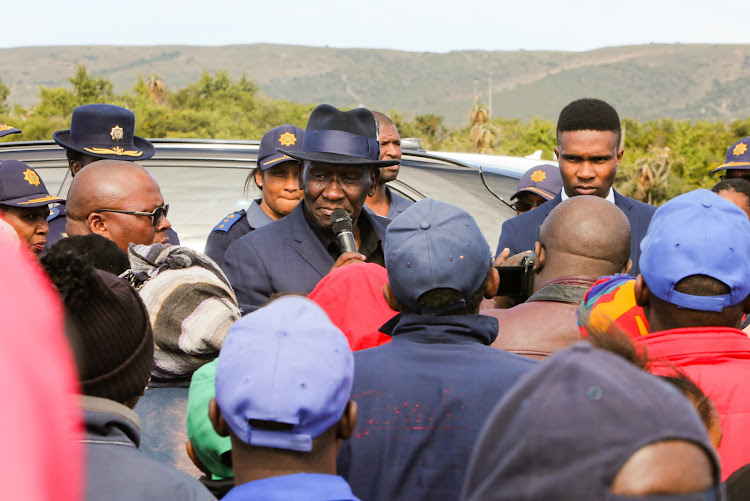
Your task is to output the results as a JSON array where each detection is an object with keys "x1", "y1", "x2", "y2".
[
  {"x1": 512, "y1": 201, "x2": 544, "y2": 213},
  {"x1": 94, "y1": 204, "x2": 169, "y2": 227}
]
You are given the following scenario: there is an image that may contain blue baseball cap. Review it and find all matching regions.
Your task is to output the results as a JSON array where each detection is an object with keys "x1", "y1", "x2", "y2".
[
  {"x1": 639, "y1": 189, "x2": 750, "y2": 312},
  {"x1": 0, "y1": 124, "x2": 21, "y2": 138},
  {"x1": 214, "y1": 296, "x2": 353, "y2": 452},
  {"x1": 512, "y1": 164, "x2": 563, "y2": 201},
  {"x1": 0, "y1": 160, "x2": 64, "y2": 207},
  {"x1": 53, "y1": 104, "x2": 155, "y2": 161},
  {"x1": 711, "y1": 137, "x2": 750, "y2": 173},
  {"x1": 385, "y1": 199, "x2": 491, "y2": 315},
  {"x1": 257, "y1": 125, "x2": 304, "y2": 171}
]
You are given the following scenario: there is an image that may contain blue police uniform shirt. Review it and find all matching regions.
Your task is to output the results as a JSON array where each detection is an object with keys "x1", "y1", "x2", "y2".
[
  {"x1": 46, "y1": 203, "x2": 181, "y2": 250},
  {"x1": 365, "y1": 185, "x2": 414, "y2": 220},
  {"x1": 204, "y1": 198, "x2": 275, "y2": 268},
  {"x1": 222, "y1": 473, "x2": 360, "y2": 501}
]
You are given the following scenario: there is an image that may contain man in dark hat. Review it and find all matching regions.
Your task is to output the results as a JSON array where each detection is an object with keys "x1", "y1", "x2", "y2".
[
  {"x1": 364, "y1": 111, "x2": 413, "y2": 219},
  {"x1": 223, "y1": 104, "x2": 395, "y2": 314},
  {"x1": 48, "y1": 103, "x2": 179, "y2": 247},
  {"x1": 0, "y1": 159, "x2": 64, "y2": 258},
  {"x1": 337, "y1": 199, "x2": 536, "y2": 501},
  {"x1": 205, "y1": 124, "x2": 304, "y2": 267}
]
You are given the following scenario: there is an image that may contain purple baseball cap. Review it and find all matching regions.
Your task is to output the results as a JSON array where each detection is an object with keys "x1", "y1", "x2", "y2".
[
  {"x1": 711, "y1": 137, "x2": 750, "y2": 173},
  {"x1": 385, "y1": 199, "x2": 491, "y2": 315},
  {"x1": 639, "y1": 189, "x2": 750, "y2": 312},
  {"x1": 512, "y1": 164, "x2": 563, "y2": 201},
  {"x1": 462, "y1": 342, "x2": 721, "y2": 500},
  {"x1": 0, "y1": 160, "x2": 64, "y2": 207},
  {"x1": 257, "y1": 125, "x2": 304, "y2": 171},
  {"x1": 214, "y1": 296, "x2": 353, "y2": 452},
  {"x1": 0, "y1": 124, "x2": 21, "y2": 138}
]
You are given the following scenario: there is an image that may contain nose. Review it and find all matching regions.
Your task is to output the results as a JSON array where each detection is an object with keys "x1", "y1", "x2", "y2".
[
  {"x1": 37, "y1": 220, "x2": 49, "y2": 236},
  {"x1": 284, "y1": 171, "x2": 299, "y2": 192},
  {"x1": 156, "y1": 215, "x2": 171, "y2": 232},
  {"x1": 577, "y1": 161, "x2": 595, "y2": 180},
  {"x1": 322, "y1": 177, "x2": 345, "y2": 201}
]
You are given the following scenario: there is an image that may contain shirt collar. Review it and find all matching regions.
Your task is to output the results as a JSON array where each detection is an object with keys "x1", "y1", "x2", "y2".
[
  {"x1": 223, "y1": 473, "x2": 360, "y2": 501},
  {"x1": 560, "y1": 188, "x2": 615, "y2": 203},
  {"x1": 246, "y1": 198, "x2": 275, "y2": 229}
]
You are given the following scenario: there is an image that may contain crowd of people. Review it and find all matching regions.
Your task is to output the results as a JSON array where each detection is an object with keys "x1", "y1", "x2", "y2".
[{"x1": 2, "y1": 96, "x2": 750, "y2": 500}]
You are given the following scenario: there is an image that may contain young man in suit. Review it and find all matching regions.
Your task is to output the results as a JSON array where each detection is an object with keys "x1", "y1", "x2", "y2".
[
  {"x1": 222, "y1": 104, "x2": 397, "y2": 314},
  {"x1": 495, "y1": 98, "x2": 656, "y2": 276}
]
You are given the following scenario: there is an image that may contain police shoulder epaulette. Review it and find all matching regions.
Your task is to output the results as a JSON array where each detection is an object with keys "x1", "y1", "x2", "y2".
[
  {"x1": 212, "y1": 210, "x2": 246, "y2": 232},
  {"x1": 47, "y1": 206, "x2": 64, "y2": 222}
]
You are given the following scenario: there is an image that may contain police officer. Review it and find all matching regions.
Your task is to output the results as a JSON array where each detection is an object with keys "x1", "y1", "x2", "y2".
[
  {"x1": 204, "y1": 125, "x2": 304, "y2": 267},
  {"x1": 0, "y1": 159, "x2": 64, "y2": 259},
  {"x1": 49, "y1": 104, "x2": 179, "y2": 247}
]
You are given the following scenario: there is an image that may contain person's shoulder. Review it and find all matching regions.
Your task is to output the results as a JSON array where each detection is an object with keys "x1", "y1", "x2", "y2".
[
  {"x1": 210, "y1": 209, "x2": 247, "y2": 234},
  {"x1": 90, "y1": 440, "x2": 215, "y2": 500},
  {"x1": 615, "y1": 193, "x2": 657, "y2": 214},
  {"x1": 362, "y1": 208, "x2": 391, "y2": 232}
]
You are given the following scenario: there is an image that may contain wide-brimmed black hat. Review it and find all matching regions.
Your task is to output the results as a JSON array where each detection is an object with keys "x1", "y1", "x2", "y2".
[
  {"x1": 278, "y1": 104, "x2": 399, "y2": 167},
  {"x1": 53, "y1": 104, "x2": 155, "y2": 161}
]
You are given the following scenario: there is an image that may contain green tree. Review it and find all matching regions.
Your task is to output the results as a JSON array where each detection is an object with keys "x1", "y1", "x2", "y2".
[{"x1": 0, "y1": 77, "x2": 9, "y2": 115}]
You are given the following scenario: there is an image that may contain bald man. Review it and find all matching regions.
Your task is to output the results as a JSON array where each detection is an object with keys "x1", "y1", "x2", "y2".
[
  {"x1": 66, "y1": 160, "x2": 171, "y2": 252},
  {"x1": 483, "y1": 196, "x2": 632, "y2": 360}
]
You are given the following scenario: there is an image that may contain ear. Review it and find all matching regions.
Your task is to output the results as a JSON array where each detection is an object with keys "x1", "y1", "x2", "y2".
[
  {"x1": 484, "y1": 266, "x2": 500, "y2": 298},
  {"x1": 621, "y1": 259, "x2": 633, "y2": 275},
  {"x1": 616, "y1": 147, "x2": 624, "y2": 166},
  {"x1": 254, "y1": 169, "x2": 264, "y2": 189},
  {"x1": 87, "y1": 213, "x2": 107, "y2": 237},
  {"x1": 383, "y1": 283, "x2": 402, "y2": 311},
  {"x1": 186, "y1": 440, "x2": 213, "y2": 477},
  {"x1": 209, "y1": 397, "x2": 231, "y2": 438},
  {"x1": 633, "y1": 274, "x2": 650, "y2": 307},
  {"x1": 298, "y1": 162, "x2": 307, "y2": 191},
  {"x1": 69, "y1": 160, "x2": 81, "y2": 176},
  {"x1": 553, "y1": 145, "x2": 560, "y2": 160},
  {"x1": 533, "y1": 241, "x2": 545, "y2": 274},
  {"x1": 336, "y1": 400, "x2": 358, "y2": 441},
  {"x1": 368, "y1": 167, "x2": 380, "y2": 197}
]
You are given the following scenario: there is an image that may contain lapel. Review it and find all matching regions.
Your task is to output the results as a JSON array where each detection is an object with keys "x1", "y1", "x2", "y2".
[
  {"x1": 613, "y1": 191, "x2": 638, "y2": 229},
  {"x1": 288, "y1": 204, "x2": 334, "y2": 278}
]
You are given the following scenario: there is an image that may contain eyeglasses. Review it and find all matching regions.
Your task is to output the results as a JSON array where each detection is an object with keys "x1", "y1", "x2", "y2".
[
  {"x1": 720, "y1": 174, "x2": 750, "y2": 184},
  {"x1": 94, "y1": 204, "x2": 169, "y2": 227},
  {"x1": 512, "y1": 201, "x2": 544, "y2": 213}
]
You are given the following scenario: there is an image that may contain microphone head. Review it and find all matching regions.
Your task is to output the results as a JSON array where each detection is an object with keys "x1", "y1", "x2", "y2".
[{"x1": 330, "y1": 209, "x2": 353, "y2": 235}]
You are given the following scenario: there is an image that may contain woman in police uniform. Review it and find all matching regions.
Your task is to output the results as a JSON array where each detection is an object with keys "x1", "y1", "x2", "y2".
[{"x1": 205, "y1": 125, "x2": 304, "y2": 267}]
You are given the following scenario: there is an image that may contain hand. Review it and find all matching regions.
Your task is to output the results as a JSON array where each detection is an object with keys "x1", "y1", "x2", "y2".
[
  {"x1": 494, "y1": 248, "x2": 532, "y2": 267},
  {"x1": 329, "y1": 252, "x2": 366, "y2": 273}
]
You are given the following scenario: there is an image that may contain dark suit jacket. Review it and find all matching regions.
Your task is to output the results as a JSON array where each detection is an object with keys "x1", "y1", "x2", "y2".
[
  {"x1": 222, "y1": 203, "x2": 389, "y2": 314},
  {"x1": 495, "y1": 191, "x2": 657, "y2": 275}
]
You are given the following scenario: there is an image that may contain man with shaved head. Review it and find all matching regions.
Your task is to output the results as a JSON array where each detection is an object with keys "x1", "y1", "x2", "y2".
[
  {"x1": 66, "y1": 160, "x2": 171, "y2": 252},
  {"x1": 484, "y1": 195, "x2": 632, "y2": 360}
]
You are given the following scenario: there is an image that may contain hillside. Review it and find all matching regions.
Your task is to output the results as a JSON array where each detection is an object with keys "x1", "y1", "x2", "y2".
[{"x1": 2, "y1": 43, "x2": 750, "y2": 125}]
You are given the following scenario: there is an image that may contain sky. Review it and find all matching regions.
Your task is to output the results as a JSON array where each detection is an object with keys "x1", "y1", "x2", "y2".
[{"x1": 2, "y1": 0, "x2": 749, "y2": 52}]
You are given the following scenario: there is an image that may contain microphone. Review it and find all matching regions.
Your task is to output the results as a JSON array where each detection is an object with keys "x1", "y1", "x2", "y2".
[{"x1": 330, "y1": 209, "x2": 357, "y2": 254}]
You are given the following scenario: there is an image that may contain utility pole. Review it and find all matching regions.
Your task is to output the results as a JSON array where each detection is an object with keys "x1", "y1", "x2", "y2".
[{"x1": 488, "y1": 71, "x2": 493, "y2": 119}]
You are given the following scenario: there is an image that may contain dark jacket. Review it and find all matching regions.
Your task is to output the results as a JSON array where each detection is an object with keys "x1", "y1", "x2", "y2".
[
  {"x1": 204, "y1": 199, "x2": 274, "y2": 268},
  {"x1": 337, "y1": 313, "x2": 538, "y2": 501},
  {"x1": 222, "y1": 203, "x2": 388, "y2": 314},
  {"x1": 495, "y1": 191, "x2": 656, "y2": 275},
  {"x1": 82, "y1": 395, "x2": 215, "y2": 501}
]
